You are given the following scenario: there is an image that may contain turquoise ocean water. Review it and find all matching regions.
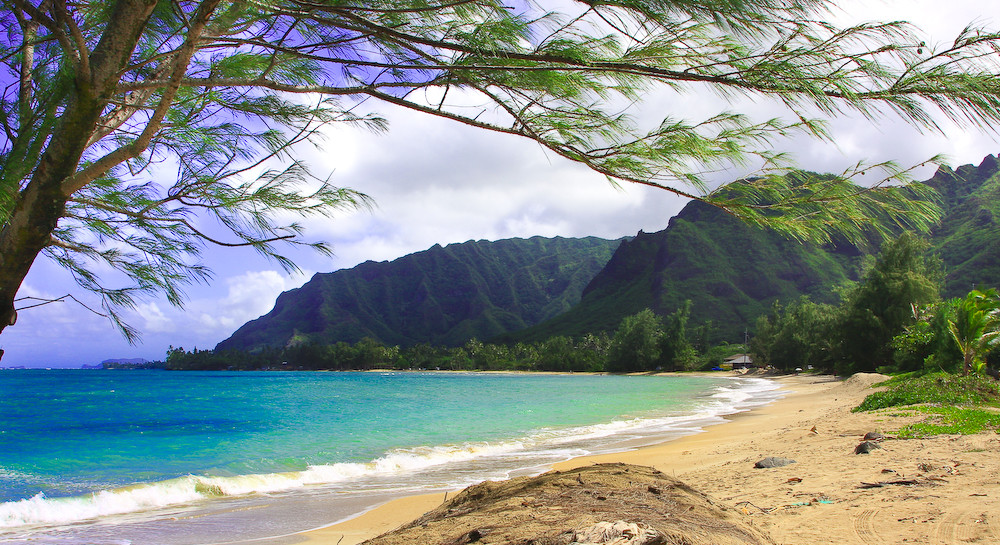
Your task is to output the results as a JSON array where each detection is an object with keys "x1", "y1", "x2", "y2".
[{"x1": 0, "y1": 370, "x2": 780, "y2": 544}]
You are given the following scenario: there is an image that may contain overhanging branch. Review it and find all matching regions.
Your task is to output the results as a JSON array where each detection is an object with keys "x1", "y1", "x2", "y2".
[{"x1": 15, "y1": 293, "x2": 108, "y2": 317}]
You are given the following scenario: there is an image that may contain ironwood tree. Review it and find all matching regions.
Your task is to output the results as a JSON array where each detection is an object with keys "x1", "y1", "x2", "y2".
[
  {"x1": 3, "y1": 0, "x2": 1000, "y2": 341},
  {"x1": 835, "y1": 232, "x2": 944, "y2": 374}
]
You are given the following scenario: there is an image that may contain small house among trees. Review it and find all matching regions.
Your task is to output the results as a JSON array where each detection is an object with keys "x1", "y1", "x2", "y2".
[{"x1": 725, "y1": 354, "x2": 754, "y2": 370}]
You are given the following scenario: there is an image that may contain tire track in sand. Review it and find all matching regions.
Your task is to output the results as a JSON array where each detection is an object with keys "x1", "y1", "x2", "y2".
[
  {"x1": 934, "y1": 509, "x2": 997, "y2": 544},
  {"x1": 852, "y1": 508, "x2": 884, "y2": 544}
]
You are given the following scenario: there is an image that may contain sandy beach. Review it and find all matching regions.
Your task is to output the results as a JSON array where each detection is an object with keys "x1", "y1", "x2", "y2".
[{"x1": 298, "y1": 373, "x2": 1000, "y2": 544}]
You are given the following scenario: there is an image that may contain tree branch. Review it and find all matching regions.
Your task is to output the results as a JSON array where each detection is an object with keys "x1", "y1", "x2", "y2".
[
  {"x1": 14, "y1": 293, "x2": 108, "y2": 318},
  {"x1": 62, "y1": 0, "x2": 224, "y2": 196},
  {"x1": 52, "y1": 0, "x2": 91, "y2": 81}
]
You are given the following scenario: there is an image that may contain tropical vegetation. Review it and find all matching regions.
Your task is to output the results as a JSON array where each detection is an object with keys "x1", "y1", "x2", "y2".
[
  {"x1": 750, "y1": 233, "x2": 947, "y2": 374},
  {"x1": 166, "y1": 302, "x2": 733, "y2": 373},
  {"x1": 948, "y1": 289, "x2": 1000, "y2": 375},
  {"x1": 853, "y1": 373, "x2": 1000, "y2": 437}
]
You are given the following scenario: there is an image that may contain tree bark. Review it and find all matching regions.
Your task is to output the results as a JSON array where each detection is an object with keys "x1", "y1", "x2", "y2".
[{"x1": 0, "y1": 0, "x2": 158, "y2": 333}]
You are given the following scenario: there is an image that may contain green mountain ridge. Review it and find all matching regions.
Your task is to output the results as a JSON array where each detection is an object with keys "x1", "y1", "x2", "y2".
[
  {"x1": 503, "y1": 200, "x2": 863, "y2": 344},
  {"x1": 508, "y1": 154, "x2": 1000, "y2": 345},
  {"x1": 925, "y1": 154, "x2": 1000, "y2": 295},
  {"x1": 216, "y1": 236, "x2": 625, "y2": 351},
  {"x1": 219, "y1": 154, "x2": 1000, "y2": 353}
]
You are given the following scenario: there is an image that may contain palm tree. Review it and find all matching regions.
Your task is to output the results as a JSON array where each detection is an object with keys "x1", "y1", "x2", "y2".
[{"x1": 947, "y1": 289, "x2": 1000, "y2": 375}]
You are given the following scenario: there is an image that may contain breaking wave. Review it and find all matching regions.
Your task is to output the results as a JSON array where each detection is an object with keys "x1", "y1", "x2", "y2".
[{"x1": 0, "y1": 377, "x2": 780, "y2": 532}]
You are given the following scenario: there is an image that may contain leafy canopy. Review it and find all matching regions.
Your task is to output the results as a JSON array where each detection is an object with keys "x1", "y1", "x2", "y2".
[
  {"x1": 3, "y1": 0, "x2": 1000, "y2": 339},
  {"x1": 835, "y1": 231, "x2": 944, "y2": 374},
  {"x1": 948, "y1": 288, "x2": 1000, "y2": 375}
]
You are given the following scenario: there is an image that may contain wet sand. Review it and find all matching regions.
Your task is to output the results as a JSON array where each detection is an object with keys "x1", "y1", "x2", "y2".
[{"x1": 299, "y1": 373, "x2": 1000, "y2": 544}]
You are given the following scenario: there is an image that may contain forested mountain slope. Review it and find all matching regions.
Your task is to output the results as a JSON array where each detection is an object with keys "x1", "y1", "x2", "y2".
[
  {"x1": 510, "y1": 155, "x2": 1000, "y2": 344},
  {"x1": 925, "y1": 155, "x2": 1000, "y2": 296},
  {"x1": 216, "y1": 236, "x2": 624, "y2": 351},
  {"x1": 505, "y1": 200, "x2": 863, "y2": 344},
  {"x1": 220, "y1": 155, "x2": 1000, "y2": 351}
]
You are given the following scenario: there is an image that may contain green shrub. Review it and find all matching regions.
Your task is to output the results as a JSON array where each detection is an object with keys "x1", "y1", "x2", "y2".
[{"x1": 854, "y1": 372, "x2": 1000, "y2": 412}]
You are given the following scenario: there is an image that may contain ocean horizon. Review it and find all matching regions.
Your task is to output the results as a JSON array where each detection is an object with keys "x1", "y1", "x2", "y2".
[{"x1": 0, "y1": 370, "x2": 781, "y2": 544}]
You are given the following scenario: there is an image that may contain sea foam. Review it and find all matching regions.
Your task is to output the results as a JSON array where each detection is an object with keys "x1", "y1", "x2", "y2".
[
  {"x1": 0, "y1": 443, "x2": 530, "y2": 529},
  {"x1": 0, "y1": 376, "x2": 779, "y2": 533}
]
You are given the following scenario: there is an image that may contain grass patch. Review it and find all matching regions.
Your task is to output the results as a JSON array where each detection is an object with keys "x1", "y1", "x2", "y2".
[
  {"x1": 853, "y1": 372, "x2": 1000, "y2": 438},
  {"x1": 895, "y1": 406, "x2": 1000, "y2": 438},
  {"x1": 867, "y1": 371, "x2": 922, "y2": 388},
  {"x1": 853, "y1": 373, "x2": 1000, "y2": 412}
]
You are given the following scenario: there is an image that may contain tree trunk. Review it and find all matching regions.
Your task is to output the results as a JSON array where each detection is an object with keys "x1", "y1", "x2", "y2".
[{"x1": 0, "y1": 168, "x2": 68, "y2": 329}]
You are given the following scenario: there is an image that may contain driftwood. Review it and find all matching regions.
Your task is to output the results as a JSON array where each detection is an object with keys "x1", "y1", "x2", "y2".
[{"x1": 857, "y1": 479, "x2": 926, "y2": 489}]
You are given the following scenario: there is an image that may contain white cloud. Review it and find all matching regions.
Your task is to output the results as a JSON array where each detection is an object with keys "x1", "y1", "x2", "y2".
[
  {"x1": 125, "y1": 269, "x2": 313, "y2": 339},
  {"x1": 134, "y1": 302, "x2": 172, "y2": 333},
  {"x1": 211, "y1": 270, "x2": 311, "y2": 329}
]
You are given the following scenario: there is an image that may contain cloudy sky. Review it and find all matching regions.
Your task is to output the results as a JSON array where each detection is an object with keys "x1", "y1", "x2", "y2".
[{"x1": 2, "y1": 0, "x2": 998, "y2": 368}]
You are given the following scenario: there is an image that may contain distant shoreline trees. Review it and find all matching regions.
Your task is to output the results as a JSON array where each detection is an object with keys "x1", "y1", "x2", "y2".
[{"x1": 163, "y1": 301, "x2": 735, "y2": 373}]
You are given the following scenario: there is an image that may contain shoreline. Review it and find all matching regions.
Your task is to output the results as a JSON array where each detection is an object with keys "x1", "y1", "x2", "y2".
[
  {"x1": 296, "y1": 372, "x2": 808, "y2": 545},
  {"x1": 299, "y1": 372, "x2": 1000, "y2": 544},
  {"x1": 1, "y1": 371, "x2": 752, "y2": 544}
]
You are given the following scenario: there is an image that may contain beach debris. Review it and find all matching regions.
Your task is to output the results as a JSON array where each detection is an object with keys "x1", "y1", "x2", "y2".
[
  {"x1": 571, "y1": 521, "x2": 662, "y2": 545},
  {"x1": 858, "y1": 479, "x2": 921, "y2": 489},
  {"x1": 809, "y1": 425, "x2": 818, "y2": 434},
  {"x1": 754, "y1": 457, "x2": 796, "y2": 468},
  {"x1": 787, "y1": 498, "x2": 835, "y2": 507},
  {"x1": 854, "y1": 441, "x2": 882, "y2": 454},
  {"x1": 447, "y1": 528, "x2": 488, "y2": 544},
  {"x1": 786, "y1": 477, "x2": 802, "y2": 483},
  {"x1": 736, "y1": 501, "x2": 775, "y2": 514},
  {"x1": 863, "y1": 431, "x2": 885, "y2": 441}
]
